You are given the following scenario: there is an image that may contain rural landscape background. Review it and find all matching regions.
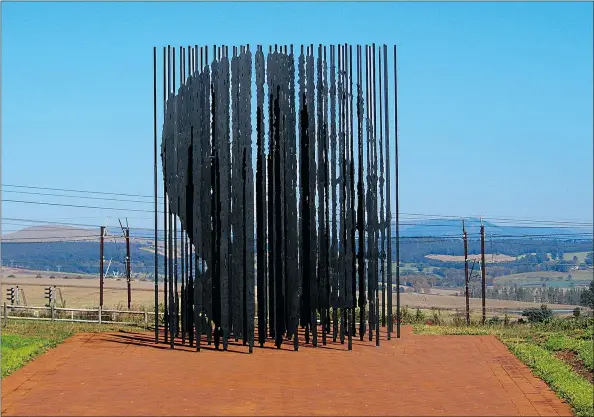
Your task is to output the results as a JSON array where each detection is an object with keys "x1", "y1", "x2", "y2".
[{"x1": 1, "y1": 214, "x2": 592, "y2": 314}]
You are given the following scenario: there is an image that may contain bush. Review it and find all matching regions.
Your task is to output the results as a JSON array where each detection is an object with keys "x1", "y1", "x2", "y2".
[
  {"x1": 415, "y1": 308, "x2": 425, "y2": 323},
  {"x1": 431, "y1": 308, "x2": 441, "y2": 325},
  {"x1": 452, "y1": 312, "x2": 466, "y2": 327},
  {"x1": 522, "y1": 305, "x2": 553, "y2": 323},
  {"x1": 7, "y1": 275, "x2": 15, "y2": 278},
  {"x1": 573, "y1": 307, "x2": 581, "y2": 318},
  {"x1": 488, "y1": 316, "x2": 501, "y2": 324},
  {"x1": 399, "y1": 306, "x2": 412, "y2": 324}
]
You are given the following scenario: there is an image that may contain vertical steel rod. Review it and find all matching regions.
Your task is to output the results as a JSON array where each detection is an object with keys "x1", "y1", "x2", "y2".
[
  {"x1": 383, "y1": 44, "x2": 392, "y2": 339},
  {"x1": 163, "y1": 46, "x2": 169, "y2": 344},
  {"x1": 373, "y1": 44, "x2": 379, "y2": 347},
  {"x1": 153, "y1": 47, "x2": 159, "y2": 343},
  {"x1": 379, "y1": 46, "x2": 385, "y2": 328},
  {"x1": 393, "y1": 44, "x2": 401, "y2": 338}
]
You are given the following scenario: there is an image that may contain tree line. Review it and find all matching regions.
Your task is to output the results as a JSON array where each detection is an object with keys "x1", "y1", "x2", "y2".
[{"x1": 468, "y1": 283, "x2": 593, "y2": 307}]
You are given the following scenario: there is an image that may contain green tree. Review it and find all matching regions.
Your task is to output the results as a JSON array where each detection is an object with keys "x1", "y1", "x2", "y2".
[
  {"x1": 580, "y1": 280, "x2": 594, "y2": 309},
  {"x1": 522, "y1": 304, "x2": 553, "y2": 323}
]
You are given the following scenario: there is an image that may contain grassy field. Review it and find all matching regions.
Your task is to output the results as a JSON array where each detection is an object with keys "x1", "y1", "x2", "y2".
[
  {"x1": 414, "y1": 316, "x2": 594, "y2": 417},
  {"x1": 1, "y1": 273, "x2": 158, "y2": 309},
  {"x1": 425, "y1": 253, "x2": 516, "y2": 263},
  {"x1": 564, "y1": 252, "x2": 592, "y2": 264},
  {"x1": 1, "y1": 320, "x2": 143, "y2": 378},
  {"x1": 494, "y1": 270, "x2": 593, "y2": 288},
  {"x1": 2, "y1": 275, "x2": 585, "y2": 312}
]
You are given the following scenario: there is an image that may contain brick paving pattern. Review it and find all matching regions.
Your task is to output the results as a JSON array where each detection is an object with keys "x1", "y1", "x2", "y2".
[{"x1": 1, "y1": 326, "x2": 573, "y2": 416}]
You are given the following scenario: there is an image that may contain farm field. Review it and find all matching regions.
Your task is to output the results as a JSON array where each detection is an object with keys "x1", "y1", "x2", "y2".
[
  {"x1": 425, "y1": 253, "x2": 516, "y2": 263},
  {"x1": 1, "y1": 275, "x2": 157, "y2": 309},
  {"x1": 2, "y1": 273, "x2": 585, "y2": 313},
  {"x1": 495, "y1": 270, "x2": 593, "y2": 288},
  {"x1": 563, "y1": 252, "x2": 591, "y2": 264}
]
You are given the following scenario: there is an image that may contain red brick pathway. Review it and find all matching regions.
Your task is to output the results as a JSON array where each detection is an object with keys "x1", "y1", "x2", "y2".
[{"x1": 1, "y1": 326, "x2": 573, "y2": 416}]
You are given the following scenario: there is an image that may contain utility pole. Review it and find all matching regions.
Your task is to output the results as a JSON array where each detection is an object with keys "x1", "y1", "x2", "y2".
[
  {"x1": 463, "y1": 220, "x2": 469, "y2": 325},
  {"x1": 100, "y1": 226, "x2": 105, "y2": 308},
  {"x1": 125, "y1": 227, "x2": 131, "y2": 310},
  {"x1": 481, "y1": 223, "x2": 486, "y2": 325}
]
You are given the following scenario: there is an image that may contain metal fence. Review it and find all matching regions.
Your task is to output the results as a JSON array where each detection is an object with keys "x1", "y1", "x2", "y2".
[{"x1": 1, "y1": 303, "x2": 164, "y2": 329}]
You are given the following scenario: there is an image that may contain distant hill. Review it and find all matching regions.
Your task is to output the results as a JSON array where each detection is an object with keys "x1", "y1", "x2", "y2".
[
  {"x1": 399, "y1": 217, "x2": 588, "y2": 239},
  {"x1": 2, "y1": 225, "x2": 155, "y2": 245},
  {"x1": 2, "y1": 225, "x2": 99, "y2": 243},
  {"x1": 1, "y1": 222, "x2": 591, "y2": 276}
]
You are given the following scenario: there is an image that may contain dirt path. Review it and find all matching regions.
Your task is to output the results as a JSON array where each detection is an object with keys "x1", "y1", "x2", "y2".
[{"x1": 2, "y1": 327, "x2": 573, "y2": 416}]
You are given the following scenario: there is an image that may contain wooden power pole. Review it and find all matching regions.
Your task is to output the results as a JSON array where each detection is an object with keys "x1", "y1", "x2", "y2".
[
  {"x1": 463, "y1": 221, "x2": 469, "y2": 325},
  {"x1": 100, "y1": 226, "x2": 105, "y2": 308},
  {"x1": 481, "y1": 223, "x2": 486, "y2": 325},
  {"x1": 125, "y1": 227, "x2": 131, "y2": 310}
]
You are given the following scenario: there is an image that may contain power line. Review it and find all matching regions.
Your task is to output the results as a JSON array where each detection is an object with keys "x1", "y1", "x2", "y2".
[
  {"x1": 4, "y1": 183, "x2": 592, "y2": 226},
  {"x1": 2, "y1": 218, "x2": 159, "y2": 231},
  {"x1": 3, "y1": 199, "x2": 161, "y2": 214},
  {"x1": 3, "y1": 183, "x2": 163, "y2": 200},
  {"x1": 395, "y1": 212, "x2": 593, "y2": 226},
  {"x1": 3, "y1": 190, "x2": 157, "y2": 205},
  {"x1": 2, "y1": 220, "x2": 591, "y2": 242}
]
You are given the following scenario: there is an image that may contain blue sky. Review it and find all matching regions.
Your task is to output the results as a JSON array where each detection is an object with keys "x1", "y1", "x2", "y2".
[{"x1": 2, "y1": 1, "x2": 593, "y2": 235}]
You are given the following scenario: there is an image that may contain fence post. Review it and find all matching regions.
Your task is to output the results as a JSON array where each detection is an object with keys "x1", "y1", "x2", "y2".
[
  {"x1": 98, "y1": 306, "x2": 102, "y2": 324},
  {"x1": 71, "y1": 310, "x2": 75, "y2": 321},
  {"x1": 51, "y1": 305, "x2": 55, "y2": 321},
  {"x1": 3, "y1": 303, "x2": 7, "y2": 327},
  {"x1": 144, "y1": 311, "x2": 148, "y2": 330}
]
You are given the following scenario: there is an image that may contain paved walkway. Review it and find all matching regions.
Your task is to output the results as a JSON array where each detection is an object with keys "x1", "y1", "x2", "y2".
[{"x1": 2, "y1": 327, "x2": 573, "y2": 416}]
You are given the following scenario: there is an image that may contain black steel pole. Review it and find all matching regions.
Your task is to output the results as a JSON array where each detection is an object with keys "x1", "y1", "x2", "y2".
[
  {"x1": 357, "y1": 45, "x2": 366, "y2": 341},
  {"x1": 383, "y1": 44, "x2": 392, "y2": 339},
  {"x1": 373, "y1": 44, "x2": 379, "y2": 347},
  {"x1": 163, "y1": 46, "x2": 169, "y2": 344},
  {"x1": 379, "y1": 46, "x2": 385, "y2": 328},
  {"x1": 366, "y1": 45, "x2": 373, "y2": 343},
  {"x1": 393, "y1": 45, "x2": 401, "y2": 338},
  {"x1": 348, "y1": 44, "x2": 355, "y2": 351},
  {"x1": 169, "y1": 45, "x2": 176, "y2": 349},
  {"x1": 181, "y1": 229, "x2": 185, "y2": 344},
  {"x1": 153, "y1": 47, "x2": 159, "y2": 343}
]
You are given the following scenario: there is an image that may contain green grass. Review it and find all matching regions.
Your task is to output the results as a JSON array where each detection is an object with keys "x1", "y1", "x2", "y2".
[
  {"x1": 1, "y1": 320, "x2": 143, "y2": 378},
  {"x1": 544, "y1": 335, "x2": 594, "y2": 371},
  {"x1": 506, "y1": 342, "x2": 593, "y2": 417},
  {"x1": 563, "y1": 252, "x2": 591, "y2": 264},
  {"x1": 1, "y1": 334, "x2": 56, "y2": 377},
  {"x1": 494, "y1": 270, "x2": 593, "y2": 288},
  {"x1": 414, "y1": 317, "x2": 594, "y2": 417}
]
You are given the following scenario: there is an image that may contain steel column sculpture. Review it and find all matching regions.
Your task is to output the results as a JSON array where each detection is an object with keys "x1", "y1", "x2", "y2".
[{"x1": 155, "y1": 44, "x2": 400, "y2": 353}]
